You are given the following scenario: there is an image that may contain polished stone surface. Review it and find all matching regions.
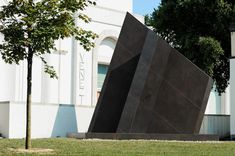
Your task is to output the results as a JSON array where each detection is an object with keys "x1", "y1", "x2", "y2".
[{"x1": 88, "y1": 13, "x2": 212, "y2": 135}]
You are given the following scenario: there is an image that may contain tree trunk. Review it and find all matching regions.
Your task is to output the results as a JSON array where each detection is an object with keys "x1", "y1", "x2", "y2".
[
  {"x1": 26, "y1": 0, "x2": 33, "y2": 148},
  {"x1": 25, "y1": 48, "x2": 33, "y2": 149}
]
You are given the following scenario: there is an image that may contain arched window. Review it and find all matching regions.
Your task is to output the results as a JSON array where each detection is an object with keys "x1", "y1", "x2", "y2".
[
  {"x1": 97, "y1": 37, "x2": 116, "y2": 98},
  {"x1": 91, "y1": 30, "x2": 119, "y2": 105}
]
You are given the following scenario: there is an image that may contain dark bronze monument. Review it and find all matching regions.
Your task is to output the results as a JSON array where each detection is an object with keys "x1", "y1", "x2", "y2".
[{"x1": 87, "y1": 13, "x2": 214, "y2": 140}]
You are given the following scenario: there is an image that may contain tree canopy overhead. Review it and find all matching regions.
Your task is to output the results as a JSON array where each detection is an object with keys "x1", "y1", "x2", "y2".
[{"x1": 146, "y1": 0, "x2": 235, "y2": 94}]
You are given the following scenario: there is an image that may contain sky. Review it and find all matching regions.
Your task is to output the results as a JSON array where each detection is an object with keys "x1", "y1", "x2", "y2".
[{"x1": 133, "y1": 0, "x2": 161, "y2": 15}]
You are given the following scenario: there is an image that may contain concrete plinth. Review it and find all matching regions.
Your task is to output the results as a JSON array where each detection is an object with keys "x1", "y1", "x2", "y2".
[{"x1": 68, "y1": 133, "x2": 219, "y2": 141}]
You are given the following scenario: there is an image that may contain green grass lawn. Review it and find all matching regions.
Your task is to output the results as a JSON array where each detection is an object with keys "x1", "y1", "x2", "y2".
[{"x1": 0, "y1": 138, "x2": 235, "y2": 156}]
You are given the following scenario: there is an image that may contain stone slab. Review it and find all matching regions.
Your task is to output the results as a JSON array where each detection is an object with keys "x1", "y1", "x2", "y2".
[
  {"x1": 117, "y1": 36, "x2": 212, "y2": 133},
  {"x1": 88, "y1": 13, "x2": 212, "y2": 135}
]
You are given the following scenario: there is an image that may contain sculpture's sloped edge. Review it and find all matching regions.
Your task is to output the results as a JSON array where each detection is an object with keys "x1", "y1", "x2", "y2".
[{"x1": 88, "y1": 13, "x2": 148, "y2": 133}]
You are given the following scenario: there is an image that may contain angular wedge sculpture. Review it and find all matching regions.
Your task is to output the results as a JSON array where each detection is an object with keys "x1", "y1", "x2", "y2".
[{"x1": 88, "y1": 12, "x2": 213, "y2": 135}]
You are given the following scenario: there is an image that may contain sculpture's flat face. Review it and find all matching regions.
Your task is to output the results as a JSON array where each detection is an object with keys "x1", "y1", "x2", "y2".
[{"x1": 89, "y1": 13, "x2": 212, "y2": 134}]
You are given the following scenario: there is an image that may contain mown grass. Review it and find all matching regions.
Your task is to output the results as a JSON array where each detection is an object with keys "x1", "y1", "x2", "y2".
[{"x1": 0, "y1": 138, "x2": 235, "y2": 156}]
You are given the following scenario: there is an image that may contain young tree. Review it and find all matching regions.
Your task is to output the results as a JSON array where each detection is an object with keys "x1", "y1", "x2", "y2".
[
  {"x1": 0, "y1": 0, "x2": 97, "y2": 149},
  {"x1": 146, "y1": 0, "x2": 235, "y2": 94}
]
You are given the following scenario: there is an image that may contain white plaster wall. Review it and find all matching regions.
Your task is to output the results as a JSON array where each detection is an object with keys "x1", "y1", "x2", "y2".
[
  {"x1": 206, "y1": 90, "x2": 222, "y2": 114},
  {"x1": 98, "y1": 38, "x2": 116, "y2": 64},
  {"x1": 8, "y1": 102, "x2": 26, "y2": 138},
  {"x1": 8, "y1": 102, "x2": 86, "y2": 138},
  {"x1": 230, "y1": 59, "x2": 235, "y2": 136},
  {"x1": 42, "y1": 38, "x2": 72, "y2": 105},
  {"x1": 0, "y1": 59, "x2": 16, "y2": 101},
  {"x1": 95, "y1": 0, "x2": 132, "y2": 12},
  {"x1": 232, "y1": 32, "x2": 235, "y2": 57},
  {"x1": 32, "y1": 57, "x2": 43, "y2": 102},
  {"x1": 0, "y1": 102, "x2": 9, "y2": 138},
  {"x1": 14, "y1": 61, "x2": 27, "y2": 102},
  {"x1": 0, "y1": 0, "x2": 8, "y2": 6},
  {"x1": 85, "y1": 7, "x2": 144, "y2": 29},
  {"x1": 205, "y1": 87, "x2": 230, "y2": 115},
  {"x1": 0, "y1": 101, "x2": 94, "y2": 138},
  {"x1": 42, "y1": 53, "x2": 60, "y2": 104},
  {"x1": 0, "y1": 32, "x2": 16, "y2": 101},
  {"x1": 76, "y1": 106, "x2": 95, "y2": 132},
  {"x1": 206, "y1": 92, "x2": 217, "y2": 114},
  {"x1": 221, "y1": 87, "x2": 230, "y2": 115}
]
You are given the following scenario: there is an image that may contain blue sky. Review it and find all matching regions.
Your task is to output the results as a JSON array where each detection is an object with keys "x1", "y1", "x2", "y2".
[{"x1": 133, "y1": 0, "x2": 161, "y2": 15}]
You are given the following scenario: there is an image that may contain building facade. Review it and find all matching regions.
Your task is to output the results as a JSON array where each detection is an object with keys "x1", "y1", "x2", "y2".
[
  {"x1": 0, "y1": 0, "x2": 144, "y2": 138},
  {"x1": 0, "y1": 0, "x2": 231, "y2": 138}
]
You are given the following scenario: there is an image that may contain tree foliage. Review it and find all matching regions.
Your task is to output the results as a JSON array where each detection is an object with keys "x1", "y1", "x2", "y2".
[
  {"x1": 0, "y1": 0, "x2": 97, "y2": 78},
  {"x1": 146, "y1": 0, "x2": 235, "y2": 94}
]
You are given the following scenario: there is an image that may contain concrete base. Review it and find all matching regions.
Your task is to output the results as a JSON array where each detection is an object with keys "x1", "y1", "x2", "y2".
[{"x1": 68, "y1": 133, "x2": 219, "y2": 141}]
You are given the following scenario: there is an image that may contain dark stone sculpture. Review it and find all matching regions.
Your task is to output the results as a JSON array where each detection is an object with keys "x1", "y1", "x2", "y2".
[{"x1": 88, "y1": 13, "x2": 212, "y2": 135}]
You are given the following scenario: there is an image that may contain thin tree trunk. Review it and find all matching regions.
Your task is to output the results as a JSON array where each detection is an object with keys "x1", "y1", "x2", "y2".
[
  {"x1": 25, "y1": 48, "x2": 33, "y2": 149},
  {"x1": 26, "y1": 0, "x2": 33, "y2": 149}
]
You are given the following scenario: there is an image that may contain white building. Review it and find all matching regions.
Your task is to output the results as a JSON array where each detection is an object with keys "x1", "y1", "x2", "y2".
[
  {"x1": 0, "y1": 0, "x2": 231, "y2": 139},
  {"x1": 0, "y1": 0, "x2": 144, "y2": 138}
]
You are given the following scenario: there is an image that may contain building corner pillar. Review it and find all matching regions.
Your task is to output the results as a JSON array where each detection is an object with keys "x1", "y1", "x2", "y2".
[{"x1": 229, "y1": 23, "x2": 235, "y2": 139}]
